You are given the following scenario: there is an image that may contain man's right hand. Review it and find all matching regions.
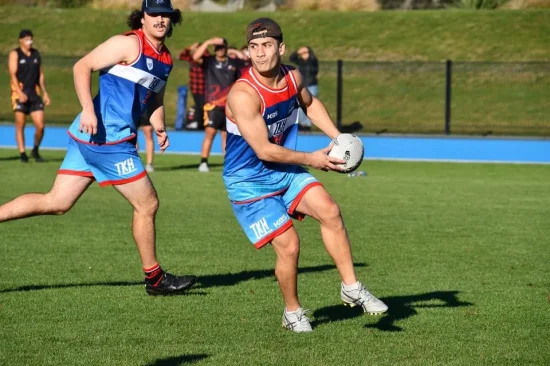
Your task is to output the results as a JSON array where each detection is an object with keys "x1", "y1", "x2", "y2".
[
  {"x1": 79, "y1": 109, "x2": 98, "y2": 135},
  {"x1": 307, "y1": 145, "x2": 346, "y2": 172},
  {"x1": 18, "y1": 92, "x2": 28, "y2": 104}
]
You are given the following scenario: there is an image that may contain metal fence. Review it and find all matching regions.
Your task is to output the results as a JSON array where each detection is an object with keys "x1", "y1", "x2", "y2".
[
  {"x1": 1, "y1": 56, "x2": 548, "y2": 136},
  {"x1": 318, "y1": 60, "x2": 549, "y2": 136}
]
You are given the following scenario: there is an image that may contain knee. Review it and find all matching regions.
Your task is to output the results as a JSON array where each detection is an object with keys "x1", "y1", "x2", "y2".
[
  {"x1": 137, "y1": 194, "x2": 159, "y2": 216},
  {"x1": 48, "y1": 196, "x2": 73, "y2": 215},
  {"x1": 318, "y1": 201, "x2": 343, "y2": 225},
  {"x1": 279, "y1": 238, "x2": 301, "y2": 260}
]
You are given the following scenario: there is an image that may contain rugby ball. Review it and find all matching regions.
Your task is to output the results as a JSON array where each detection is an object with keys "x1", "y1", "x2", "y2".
[{"x1": 327, "y1": 133, "x2": 364, "y2": 173}]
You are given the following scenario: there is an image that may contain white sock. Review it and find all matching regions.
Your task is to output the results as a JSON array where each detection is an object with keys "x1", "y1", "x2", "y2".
[
  {"x1": 285, "y1": 307, "x2": 302, "y2": 314},
  {"x1": 342, "y1": 281, "x2": 361, "y2": 291}
]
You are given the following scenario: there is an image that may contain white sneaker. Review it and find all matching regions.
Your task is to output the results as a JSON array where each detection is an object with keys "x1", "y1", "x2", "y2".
[
  {"x1": 145, "y1": 164, "x2": 154, "y2": 173},
  {"x1": 198, "y1": 162, "x2": 210, "y2": 173},
  {"x1": 341, "y1": 282, "x2": 388, "y2": 315},
  {"x1": 282, "y1": 307, "x2": 313, "y2": 333}
]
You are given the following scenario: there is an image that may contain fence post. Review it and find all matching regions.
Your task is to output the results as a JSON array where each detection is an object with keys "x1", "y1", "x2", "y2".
[
  {"x1": 445, "y1": 59, "x2": 452, "y2": 135},
  {"x1": 336, "y1": 60, "x2": 343, "y2": 130}
]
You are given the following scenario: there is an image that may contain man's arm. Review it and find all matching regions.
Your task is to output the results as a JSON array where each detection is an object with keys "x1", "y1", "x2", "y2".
[
  {"x1": 39, "y1": 62, "x2": 50, "y2": 106},
  {"x1": 192, "y1": 37, "x2": 225, "y2": 64},
  {"x1": 8, "y1": 50, "x2": 27, "y2": 103},
  {"x1": 293, "y1": 69, "x2": 339, "y2": 139},
  {"x1": 73, "y1": 34, "x2": 140, "y2": 135},
  {"x1": 227, "y1": 84, "x2": 343, "y2": 171},
  {"x1": 148, "y1": 86, "x2": 169, "y2": 152}
]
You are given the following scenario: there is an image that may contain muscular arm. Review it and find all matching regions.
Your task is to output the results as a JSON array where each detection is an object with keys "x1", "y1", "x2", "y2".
[
  {"x1": 293, "y1": 70, "x2": 339, "y2": 139},
  {"x1": 8, "y1": 51, "x2": 24, "y2": 98},
  {"x1": 73, "y1": 34, "x2": 139, "y2": 134},
  {"x1": 192, "y1": 41, "x2": 210, "y2": 64},
  {"x1": 227, "y1": 84, "x2": 343, "y2": 171}
]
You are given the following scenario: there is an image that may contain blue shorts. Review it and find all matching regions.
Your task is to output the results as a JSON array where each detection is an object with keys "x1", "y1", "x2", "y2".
[
  {"x1": 230, "y1": 169, "x2": 322, "y2": 249},
  {"x1": 59, "y1": 137, "x2": 146, "y2": 187}
]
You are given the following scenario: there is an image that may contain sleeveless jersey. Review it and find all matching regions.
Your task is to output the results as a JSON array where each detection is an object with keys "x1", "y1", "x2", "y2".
[
  {"x1": 68, "y1": 29, "x2": 172, "y2": 145},
  {"x1": 223, "y1": 65, "x2": 301, "y2": 203},
  {"x1": 12, "y1": 47, "x2": 41, "y2": 100}
]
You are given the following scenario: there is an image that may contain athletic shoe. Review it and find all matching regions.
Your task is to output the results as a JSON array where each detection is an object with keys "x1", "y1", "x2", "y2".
[
  {"x1": 198, "y1": 162, "x2": 210, "y2": 173},
  {"x1": 145, "y1": 272, "x2": 197, "y2": 296},
  {"x1": 282, "y1": 308, "x2": 313, "y2": 333},
  {"x1": 20, "y1": 153, "x2": 29, "y2": 163},
  {"x1": 31, "y1": 149, "x2": 44, "y2": 163},
  {"x1": 145, "y1": 164, "x2": 154, "y2": 173},
  {"x1": 341, "y1": 282, "x2": 388, "y2": 315}
]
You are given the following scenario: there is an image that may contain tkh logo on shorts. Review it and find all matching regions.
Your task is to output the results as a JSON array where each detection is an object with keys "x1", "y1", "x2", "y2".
[
  {"x1": 115, "y1": 158, "x2": 137, "y2": 176},
  {"x1": 250, "y1": 217, "x2": 273, "y2": 240}
]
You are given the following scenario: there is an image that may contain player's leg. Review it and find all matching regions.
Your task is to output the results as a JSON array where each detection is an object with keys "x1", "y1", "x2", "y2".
[
  {"x1": 0, "y1": 174, "x2": 92, "y2": 222},
  {"x1": 14, "y1": 111, "x2": 28, "y2": 161},
  {"x1": 113, "y1": 175, "x2": 196, "y2": 295},
  {"x1": 29, "y1": 107, "x2": 45, "y2": 162},
  {"x1": 287, "y1": 170, "x2": 388, "y2": 315},
  {"x1": 83, "y1": 140, "x2": 195, "y2": 295},
  {"x1": 199, "y1": 126, "x2": 216, "y2": 172},
  {"x1": 142, "y1": 124, "x2": 155, "y2": 172}
]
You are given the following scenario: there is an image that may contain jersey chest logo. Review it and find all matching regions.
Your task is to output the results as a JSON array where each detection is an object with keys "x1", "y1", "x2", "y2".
[{"x1": 146, "y1": 58, "x2": 154, "y2": 71}]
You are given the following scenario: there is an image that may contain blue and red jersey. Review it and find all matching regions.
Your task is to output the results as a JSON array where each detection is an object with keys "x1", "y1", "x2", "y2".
[
  {"x1": 68, "y1": 29, "x2": 172, "y2": 144},
  {"x1": 223, "y1": 65, "x2": 301, "y2": 202}
]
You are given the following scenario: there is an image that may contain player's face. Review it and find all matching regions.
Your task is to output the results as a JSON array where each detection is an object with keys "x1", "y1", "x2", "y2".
[
  {"x1": 19, "y1": 36, "x2": 33, "y2": 49},
  {"x1": 248, "y1": 38, "x2": 284, "y2": 74},
  {"x1": 142, "y1": 12, "x2": 172, "y2": 40}
]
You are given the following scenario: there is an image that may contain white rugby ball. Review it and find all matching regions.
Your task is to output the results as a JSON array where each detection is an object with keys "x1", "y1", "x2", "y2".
[{"x1": 327, "y1": 133, "x2": 364, "y2": 173}]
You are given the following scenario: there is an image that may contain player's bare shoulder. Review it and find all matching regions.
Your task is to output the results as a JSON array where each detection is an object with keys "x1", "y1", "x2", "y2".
[{"x1": 226, "y1": 81, "x2": 262, "y2": 119}]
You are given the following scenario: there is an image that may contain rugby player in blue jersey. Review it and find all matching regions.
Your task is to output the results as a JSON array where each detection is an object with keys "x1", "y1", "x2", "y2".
[{"x1": 0, "y1": 0, "x2": 196, "y2": 296}]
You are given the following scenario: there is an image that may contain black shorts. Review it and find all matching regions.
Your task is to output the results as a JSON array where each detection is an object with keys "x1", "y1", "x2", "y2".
[
  {"x1": 204, "y1": 106, "x2": 226, "y2": 131},
  {"x1": 12, "y1": 97, "x2": 44, "y2": 115}
]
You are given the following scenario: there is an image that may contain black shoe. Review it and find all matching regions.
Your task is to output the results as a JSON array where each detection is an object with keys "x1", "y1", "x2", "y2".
[
  {"x1": 20, "y1": 153, "x2": 29, "y2": 163},
  {"x1": 32, "y1": 150, "x2": 44, "y2": 163},
  {"x1": 145, "y1": 272, "x2": 197, "y2": 296}
]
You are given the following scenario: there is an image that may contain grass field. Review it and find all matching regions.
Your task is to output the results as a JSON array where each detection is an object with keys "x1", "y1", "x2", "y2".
[
  {"x1": 0, "y1": 7, "x2": 548, "y2": 135},
  {"x1": 0, "y1": 149, "x2": 549, "y2": 365}
]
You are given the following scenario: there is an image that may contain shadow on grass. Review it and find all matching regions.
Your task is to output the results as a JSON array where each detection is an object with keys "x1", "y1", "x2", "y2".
[
  {"x1": 144, "y1": 353, "x2": 209, "y2": 365},
  {"x1": 196, "y1": 263, "x2": 367, "y2": 289},
  {"x1": 0, "y1": 263, "x2": 366, "y2": 293},
  {"x1": 312, "y1": 290, "x2": 473, "y2": 332},
  {"x1": 0, "y1": 281, "x2": 206, "y2": 296},
  {"x1": 0, "y1": 156, "x2": 20, "y2": 161},
  {"x1": 155, "y1": 163, "x2": 224, "y2": 171}
]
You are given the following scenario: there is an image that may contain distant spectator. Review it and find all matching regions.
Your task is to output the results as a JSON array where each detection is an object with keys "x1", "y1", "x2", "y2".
[
  {"x1": 290, "y1": 46, "x2": 319, "y2": 130},
  {"x1": 192, "y1": 37, "x2": 241, "y2": 173},
  {"x1": 178, "y1": 42, "x2": 209, "y2": 130},
  {"x1": 227, "y1": 45, "x2": 251, "y2": 70}
]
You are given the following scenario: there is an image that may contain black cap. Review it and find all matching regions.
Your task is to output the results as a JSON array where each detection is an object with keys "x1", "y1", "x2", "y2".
[
  {"x1": 142, "y1": 0, "x2": 175, "y2": 13},
  {"x1": 246, "y1": 18, "x2": 283, "y2": 43},
  {"x1": 19, "y1": 29, "x2": 33, "y2": 39},
  {"x1": 214, "y1": 38, "x2": 228, "y2": 51}
]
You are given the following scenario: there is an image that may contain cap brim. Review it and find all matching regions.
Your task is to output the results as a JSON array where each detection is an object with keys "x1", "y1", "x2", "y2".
[{"x1": 144, "y1": 8, "x2": 176, "y2": 13}]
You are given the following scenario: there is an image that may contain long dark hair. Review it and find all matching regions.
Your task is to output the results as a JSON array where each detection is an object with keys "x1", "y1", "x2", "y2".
[{"x1": 127, "y1": 10, "x2": 182, "y2": 38}]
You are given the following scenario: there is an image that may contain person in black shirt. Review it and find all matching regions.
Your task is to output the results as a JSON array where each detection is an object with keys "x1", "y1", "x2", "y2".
[
  {"x1": 8, "y1": 29, "x2": 50, "y2": 162},
  {"x1": 193, "y1": 37, "x2": 241, "y2": 172},
  {"x1": 289, "y1": 46, "x2": 319, "y2": 131}
]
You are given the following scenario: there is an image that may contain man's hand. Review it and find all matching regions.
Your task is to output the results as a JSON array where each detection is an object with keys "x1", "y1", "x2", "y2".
[
  {"x1": 42, "y1": 92, "x2": 50, "y2": 106},
  {"x1": 18, "y1": 91, "x2": 28, "y2": 104},
  {"x1": 78, "y1": 109, "x2": 98, "y2": 135},
  {"x1": 155, "y1": 129, "x2": 169, "y2": 153},
  {"x1": 210, "y1": 37, "x2": 226, "y2": 46},
  {"x1": 307, "y1": 145, "x2": 345, "y2": 172}
]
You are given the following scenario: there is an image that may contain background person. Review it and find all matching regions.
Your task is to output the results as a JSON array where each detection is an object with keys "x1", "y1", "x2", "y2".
[
  {"x1": 289, "y1": 46, "x2": 319, "y2": 131},
  {"x1": 192, "y1": 37, "x2": 241, "y2": 172},
  {"x1": 178, "y1": 41, "x2": 208, "y2": 130},
  {"x1": 8, "y1": 29, "x2": 50, "y2": 163}
]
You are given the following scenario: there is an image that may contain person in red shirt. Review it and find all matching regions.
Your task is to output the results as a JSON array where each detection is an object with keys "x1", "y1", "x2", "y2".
[{"x1": 178, "y1": 42, "x2": 209, "y2": 130}]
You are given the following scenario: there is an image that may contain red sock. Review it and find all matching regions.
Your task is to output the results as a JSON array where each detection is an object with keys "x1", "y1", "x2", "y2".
[{"x1": 144, "y1": 263, "x2": 164, "y2": 287}]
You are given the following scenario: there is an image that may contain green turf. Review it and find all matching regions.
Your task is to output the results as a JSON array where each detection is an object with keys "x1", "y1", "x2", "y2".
[
  {"x1": 0, "y1": 7, "x2": 548, "y2": 136},
  {"x1": 0, "y1": 149, "x2": 549, "y2": 365}
]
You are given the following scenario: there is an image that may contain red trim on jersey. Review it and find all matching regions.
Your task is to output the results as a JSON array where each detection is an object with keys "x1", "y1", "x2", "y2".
[
  {"x1": 239, "y1": 65, "x2": 298, "y2": 111},
  {"x1": 98, "y1": 170, "x2": 147, "y2": 187},
  {"x1": 68, "y1": 131, "x2": 137, "y2": 145},
  {"x1": 254, "y1": 220, "x2": 293, "y2": 249},
  {"x1": 288, "y1": 182, "x2": 323, "y2": 220},
  {"x1": 57, "y1": 169, "x2": 95, "y2": 178},
  {"x1": 250, "y1": 67, "x2": 288, "y2": 92},
  {"x1": 122, "y1": 31, "x2": 142, "y2": 66},
  {"x1": 235, "y1": 78, "x2": 266, "y2": 115},
  {"x1": 232, "y1": 188, "x2": 288, "y2": 204}
]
